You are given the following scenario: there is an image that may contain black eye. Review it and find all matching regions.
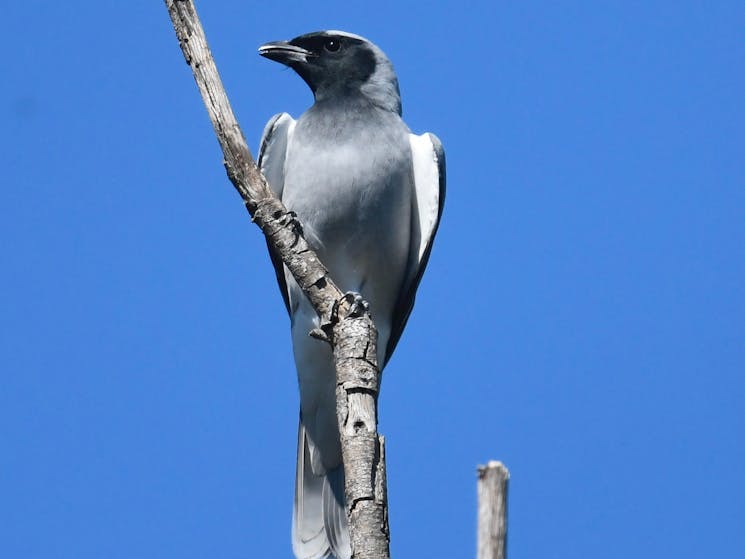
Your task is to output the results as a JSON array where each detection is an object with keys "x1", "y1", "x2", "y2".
[{"x1": 324, "y1": 39, "x2": 341, "y2": 52}]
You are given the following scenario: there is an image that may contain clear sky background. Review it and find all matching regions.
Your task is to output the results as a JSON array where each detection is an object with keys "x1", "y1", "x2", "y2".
[{"x1": 2, "y1": 1, "x2": 743, "y2": 558}]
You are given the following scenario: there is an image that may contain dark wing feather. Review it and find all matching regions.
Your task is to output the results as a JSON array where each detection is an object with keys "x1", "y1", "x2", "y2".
[{"x1": 384, "y1": 133, "x2": 446, "y2": 365}]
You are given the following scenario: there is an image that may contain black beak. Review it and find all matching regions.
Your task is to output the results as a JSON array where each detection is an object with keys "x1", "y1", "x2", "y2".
[{"x1": 258, "y1": 41, "x2": 314, "y2": 65}]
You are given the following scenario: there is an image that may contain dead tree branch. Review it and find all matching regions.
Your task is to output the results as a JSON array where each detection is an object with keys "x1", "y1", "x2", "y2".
[
  {"x1": 477, "y1": 461, "x2": 510, "y2": 559},
  {"x1": 163, "y1": 2, "x2": 389, "y2": 558}
]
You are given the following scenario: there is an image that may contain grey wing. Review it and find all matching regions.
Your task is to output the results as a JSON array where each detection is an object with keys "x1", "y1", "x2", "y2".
[
  {"x1": 385, "y1": 132, "x2": 446, "y2": 365},
  {"x1": 258, "y1": 112, "x2": 296, "y2": 315}
]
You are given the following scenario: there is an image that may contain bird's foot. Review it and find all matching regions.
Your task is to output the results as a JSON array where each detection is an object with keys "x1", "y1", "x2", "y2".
[
  {"x1": 336, "y1": 291, "x2": 369, "y2": 319},
  {"x1": 276, "y1": 210, "x2": 304, "y2": 247},
  {"x1": 311, "y1": 292, "x2": 369, "y2": 345}
]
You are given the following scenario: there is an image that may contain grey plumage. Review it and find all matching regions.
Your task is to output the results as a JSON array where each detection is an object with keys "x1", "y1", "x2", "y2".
[{"x1": 258, "y1": 30, "x2": 445, "y2": 559}]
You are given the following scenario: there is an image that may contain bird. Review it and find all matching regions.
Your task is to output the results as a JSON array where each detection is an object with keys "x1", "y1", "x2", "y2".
[{"x1": 257, "y1": 30, "x2": 445, "y2": 559}]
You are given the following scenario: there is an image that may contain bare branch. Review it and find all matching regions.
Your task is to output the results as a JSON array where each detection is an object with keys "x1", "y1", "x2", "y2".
[
  {"x1": 477, "y1": 461, "x2": 510, "y2": 559},
  {"x1": 164, "y1": 2, "x2": 390, "y2": 557}
]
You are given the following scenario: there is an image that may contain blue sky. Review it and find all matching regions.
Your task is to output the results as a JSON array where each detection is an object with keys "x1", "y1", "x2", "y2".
[{"x1": 2, "y1": 1, "x2": 743, "y2": 557}]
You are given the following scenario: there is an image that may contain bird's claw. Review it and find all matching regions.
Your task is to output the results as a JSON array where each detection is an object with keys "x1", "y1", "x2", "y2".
[
  {"x1": 328, "y1": 292, "x2": 367, "y2": 332},
  {"x1": 309, "y1": 327, "x2": 331, "y2": 344},
  {"x1": 277, "y1": 210, "x2": 303, "y2": 247},
  {"x1": 314, "y1": 292, "x2": 367, "y2": 345},
  {"x1": 339, "y1": 291, "x2": 369, "y2": 319}
]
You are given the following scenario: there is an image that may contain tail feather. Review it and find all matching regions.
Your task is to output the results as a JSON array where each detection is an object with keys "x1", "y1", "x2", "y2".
[
  {"x1": 323, "y1": 466, "x2": 350, "y2": 559},
  {"x1": 293, "y1": 422, "x2": 350, "y2": 559}
]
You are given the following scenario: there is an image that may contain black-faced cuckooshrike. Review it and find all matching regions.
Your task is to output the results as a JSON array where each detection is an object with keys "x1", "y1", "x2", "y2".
[{"x1": 258, "y1": 30, "x2": 445, "y2": 559}]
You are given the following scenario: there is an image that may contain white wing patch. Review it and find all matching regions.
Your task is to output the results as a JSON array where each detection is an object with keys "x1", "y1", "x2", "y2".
[
  {"x1": 409, "y1": 132, "x2": 442, "y2": 262},
  {"x1": 259, "y1": 112, "x2": 296, "y2": 198}
]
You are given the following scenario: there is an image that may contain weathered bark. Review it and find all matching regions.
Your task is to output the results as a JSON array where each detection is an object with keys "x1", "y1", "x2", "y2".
[
  {"x1": 164, "y1": 2, "x2": 389, "y2": 558},
  {"x1": 477, "y1": 461, "x2": 510, "y2": 559}
]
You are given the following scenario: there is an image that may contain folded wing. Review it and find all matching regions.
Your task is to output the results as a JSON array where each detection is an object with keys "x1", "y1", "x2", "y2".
[
  {"x1": 258, "y1": 112, "x2": 297, "y2": 315},
  {"x1": 385, "y1": 132, "x2": 446, "y2": 364}
]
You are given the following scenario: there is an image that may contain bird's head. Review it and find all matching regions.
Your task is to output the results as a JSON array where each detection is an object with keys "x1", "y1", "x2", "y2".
[{"x1": 258, "y1": 30, "x2": 402, "y2": 114}]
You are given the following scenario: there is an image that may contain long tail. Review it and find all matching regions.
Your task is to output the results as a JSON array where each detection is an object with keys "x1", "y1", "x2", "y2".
[{"x1": 293, "y1": 422, "x2": 350, "y2": 559}]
